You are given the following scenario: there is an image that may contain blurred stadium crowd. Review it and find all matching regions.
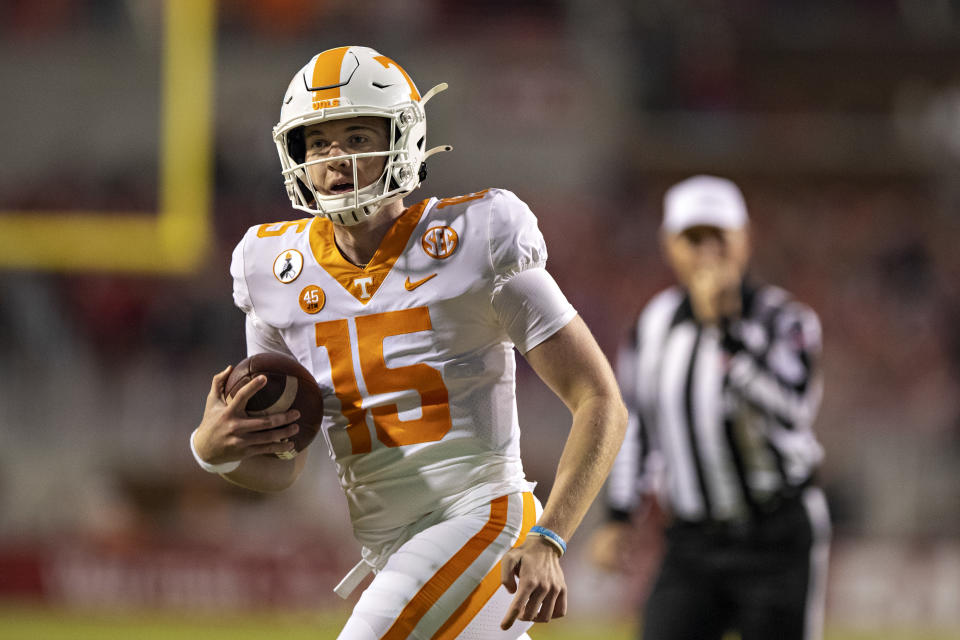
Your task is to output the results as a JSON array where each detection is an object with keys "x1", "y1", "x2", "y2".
[{"x1": 1, "y1": 0, "x2": 959, "y2": 631}]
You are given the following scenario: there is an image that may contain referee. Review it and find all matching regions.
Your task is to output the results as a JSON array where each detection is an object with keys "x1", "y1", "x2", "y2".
[{"x1": 590, "y1": 175, "x2": 831, "y2": 640}]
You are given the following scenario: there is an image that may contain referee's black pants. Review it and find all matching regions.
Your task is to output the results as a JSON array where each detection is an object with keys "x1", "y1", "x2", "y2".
[{"x1": 640, "y1": 488, "x2": 830, "y2": 640}]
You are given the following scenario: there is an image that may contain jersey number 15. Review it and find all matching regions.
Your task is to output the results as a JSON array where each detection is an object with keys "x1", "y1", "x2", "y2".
[{"x1": 315, "y1": 306, "x2": 452, "y2": 455}]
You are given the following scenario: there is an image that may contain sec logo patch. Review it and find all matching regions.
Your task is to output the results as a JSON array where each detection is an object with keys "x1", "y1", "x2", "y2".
[
  {"x1": 274, "y1": 249, "x2": 304, "y2": 283},
  {"x1": 299, "y1": 285, "x2": 325, "y2": 314},
  {"x1": 421, "y1": 226, "x2": 458, "y2": 260}
]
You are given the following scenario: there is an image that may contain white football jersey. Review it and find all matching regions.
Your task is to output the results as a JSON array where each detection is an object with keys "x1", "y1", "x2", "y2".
[{"x1": 230, "y1": 188, "x2": 575, "y2": 555}]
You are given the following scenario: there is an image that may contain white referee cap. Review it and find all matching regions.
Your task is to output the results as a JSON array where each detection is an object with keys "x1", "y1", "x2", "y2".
[{"x1": 662, "y1": 175, "x2": 748, "y2": 233}]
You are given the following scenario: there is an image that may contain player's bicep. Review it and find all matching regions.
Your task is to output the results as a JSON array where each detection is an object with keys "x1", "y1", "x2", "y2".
[{"x1": 523, "y1": 315, "x2": 620, "y2": 412}]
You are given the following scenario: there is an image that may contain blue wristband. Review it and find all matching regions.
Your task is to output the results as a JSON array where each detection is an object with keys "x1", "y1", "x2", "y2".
[{"x1": 528, "y1": 525, "x2": 567, "y2": 557}]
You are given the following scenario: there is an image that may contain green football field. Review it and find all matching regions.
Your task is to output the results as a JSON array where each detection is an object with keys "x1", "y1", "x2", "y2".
[{"x1": 0, "y1": 606, "x2": 956, "y2": 640}]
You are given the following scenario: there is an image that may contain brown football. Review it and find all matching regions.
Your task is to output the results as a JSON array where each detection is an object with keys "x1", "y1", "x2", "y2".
[{"x1": 224, "y1": 353, "x2": 324, "y2": 459}]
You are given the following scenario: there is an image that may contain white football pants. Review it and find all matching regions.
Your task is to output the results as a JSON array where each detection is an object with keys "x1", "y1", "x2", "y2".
[{"x1": 338, "y1": 491, "x2": 539, "y2": 639}]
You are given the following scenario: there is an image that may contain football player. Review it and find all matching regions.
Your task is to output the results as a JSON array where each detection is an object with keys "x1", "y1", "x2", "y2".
[{"x1": 191, "y1": 46, "x2": 627, "y2": 639}]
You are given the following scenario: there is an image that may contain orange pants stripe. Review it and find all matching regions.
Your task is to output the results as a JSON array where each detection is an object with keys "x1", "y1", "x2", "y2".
[
  {"x1": 380, "y1": 495, "x2": 515, "y2": 639},
  {"x1": 430, "y1": 492, "x2": 537, "y2": 639}
]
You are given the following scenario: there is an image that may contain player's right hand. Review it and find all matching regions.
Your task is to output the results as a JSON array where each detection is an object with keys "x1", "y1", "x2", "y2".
[
  {"x1": 499, "y1": 536, "x2": 567, "y2": 629},
  {"x1": 193, "y1": 366, "x2": 301, "y2": 464}
]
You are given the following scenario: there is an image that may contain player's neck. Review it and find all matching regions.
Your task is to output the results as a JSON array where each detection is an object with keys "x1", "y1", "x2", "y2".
[{"x1": 332, "y1": 199, "x2": 406, "y2": 268}]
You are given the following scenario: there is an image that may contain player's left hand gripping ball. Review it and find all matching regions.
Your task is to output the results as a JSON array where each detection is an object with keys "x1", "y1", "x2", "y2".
[{"x1": 225, "y1": 353, "x2": 324, "y2": 458}]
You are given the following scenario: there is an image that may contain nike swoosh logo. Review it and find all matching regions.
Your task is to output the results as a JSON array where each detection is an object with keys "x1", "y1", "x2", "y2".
[{"x1": 404, "y1": 273, "x2": 438, "y2": 291}]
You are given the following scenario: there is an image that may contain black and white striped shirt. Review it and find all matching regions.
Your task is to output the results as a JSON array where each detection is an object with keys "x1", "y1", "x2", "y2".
[{"x1": 607, "y1": 282, "x2": 824, "y2": 524}]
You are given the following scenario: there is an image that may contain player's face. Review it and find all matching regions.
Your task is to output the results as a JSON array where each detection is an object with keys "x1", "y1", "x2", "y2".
[
  {"x1": 663, "y1": 225, "x2": 751, "y2": 288},
  {"x1": 303, "y1": 117, "x2": 390, "y2": 195}
]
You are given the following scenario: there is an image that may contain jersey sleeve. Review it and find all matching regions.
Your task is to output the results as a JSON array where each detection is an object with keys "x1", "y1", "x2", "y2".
[
  {"x1": 230, "y1": 235, "x2": 253, "y2": 314},
  {"x1": 487, "y1": 190, "x2": 576, "y2": 353},
  {"x1": 230, "y1": 233, "x2": 291, "y2": 357},
  {"x1": 488, "y1": 189, "x2": 550, "y2": 289},
  {"x1": 244, "y1": 314, "x2": 293, "y2": 356}
]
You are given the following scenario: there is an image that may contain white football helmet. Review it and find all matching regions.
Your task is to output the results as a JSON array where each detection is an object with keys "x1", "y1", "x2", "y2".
[{"x1": 273, "y1": 46, "x2": 450, "y2": 225}]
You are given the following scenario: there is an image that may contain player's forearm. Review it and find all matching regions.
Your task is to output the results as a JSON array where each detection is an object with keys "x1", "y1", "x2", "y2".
[
  {"x1": 536, "y1": 392, "x2": 627, "y2": 541},
  {"x1": 222, "y1": 452, "x2": 307, "y2": 492}
]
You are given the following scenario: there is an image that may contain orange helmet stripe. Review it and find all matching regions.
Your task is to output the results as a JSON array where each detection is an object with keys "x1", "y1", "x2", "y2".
[{"x1": 310, "y1": 46, "x2": 351, "y2": 102}]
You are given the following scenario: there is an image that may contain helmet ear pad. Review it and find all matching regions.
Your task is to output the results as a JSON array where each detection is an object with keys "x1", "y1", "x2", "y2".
[
  {"x1": 386, "y1": 160, "x2": 427, "y2": 193},
  {"x1": 387, "y1": 134, "x2": 428, "y2": 192},
  {"x1": 415, "y1": 135, "x2": 427, "y2": 183}
]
